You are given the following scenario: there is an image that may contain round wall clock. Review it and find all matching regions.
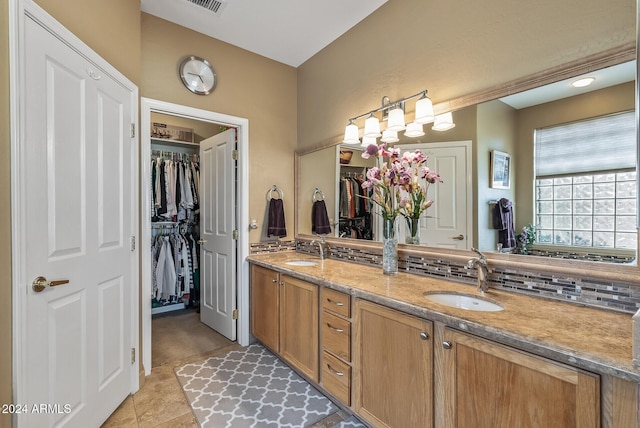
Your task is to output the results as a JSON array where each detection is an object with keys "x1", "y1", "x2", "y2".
[{"x1": 179, "y1": 55, "x2": 216, "y2": 95}]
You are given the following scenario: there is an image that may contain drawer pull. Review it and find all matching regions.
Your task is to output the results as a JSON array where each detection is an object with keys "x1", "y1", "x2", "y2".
[
  {"x1": 327, "y1": 298, "x2": 344, "y2": 307},
  {"x1": 327, "y1": 364, "x2": 344, "y2": 377},
  {"x1": 326, "y1": 323, "x2": 344, "y2": 333}
]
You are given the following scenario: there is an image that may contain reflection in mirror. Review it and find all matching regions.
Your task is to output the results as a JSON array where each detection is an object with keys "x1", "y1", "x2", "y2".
[{"x1": 297, "y1": 60, "x2": 636, "y2": 264}]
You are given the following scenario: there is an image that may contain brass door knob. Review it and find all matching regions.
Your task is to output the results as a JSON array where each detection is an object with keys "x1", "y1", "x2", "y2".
[{"x1": 32, "y1": 276, "x2": 69, "y2": 293}]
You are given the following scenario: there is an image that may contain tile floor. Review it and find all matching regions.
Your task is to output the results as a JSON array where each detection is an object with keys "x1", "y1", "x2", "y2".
[{"x1": 102, "y1": 310, "x2": 363, "y2": 428}]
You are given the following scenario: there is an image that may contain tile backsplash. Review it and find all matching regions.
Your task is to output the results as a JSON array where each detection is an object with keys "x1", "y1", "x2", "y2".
[
  {"x1": 296, "y1": 240, "x2": 640, "y2": 314},
  {"x1": 250, "y1": 240, "x2": 296, "y2": 254}
]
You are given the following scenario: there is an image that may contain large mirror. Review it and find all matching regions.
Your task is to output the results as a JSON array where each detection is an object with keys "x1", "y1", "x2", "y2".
[{"x1": 297, "y1": 56, "x2": 637, "y2": 265}]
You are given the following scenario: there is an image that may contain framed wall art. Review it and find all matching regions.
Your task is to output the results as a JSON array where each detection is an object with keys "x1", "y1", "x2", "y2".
[{"x1": 490, "y1": 150, "x2": 511, "y2": 189}]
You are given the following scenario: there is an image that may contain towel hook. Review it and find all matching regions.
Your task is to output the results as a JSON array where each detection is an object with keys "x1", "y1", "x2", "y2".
[
  {"x1": 312, "y1": 188, "x2": 325, "y2": 202},
  {"x1": 267, "y1": 185, "x2": 284, "y2": 201}
]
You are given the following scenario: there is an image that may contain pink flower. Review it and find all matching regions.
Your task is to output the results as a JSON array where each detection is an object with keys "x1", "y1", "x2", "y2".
[{"x1": 361, "y1": 144, "x2": 379, "y2": 159}]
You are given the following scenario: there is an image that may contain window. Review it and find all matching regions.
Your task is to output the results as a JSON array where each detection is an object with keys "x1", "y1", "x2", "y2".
[{"x1": 534, "y1": 111, "x2": 637, "y2": 250}]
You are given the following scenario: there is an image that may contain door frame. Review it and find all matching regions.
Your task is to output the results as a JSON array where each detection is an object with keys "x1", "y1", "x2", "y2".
[
  {"x1": 10, "y1": 0, "x2": 141, "y2": 415},
  {"x1": 140, "y1": 98, "x2": 250, "y2": 375}
]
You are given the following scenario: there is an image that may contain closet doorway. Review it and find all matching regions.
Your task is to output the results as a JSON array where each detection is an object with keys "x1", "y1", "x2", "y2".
[{"x1": 141, "y1": 98, "x2": 250, "y2": 375}]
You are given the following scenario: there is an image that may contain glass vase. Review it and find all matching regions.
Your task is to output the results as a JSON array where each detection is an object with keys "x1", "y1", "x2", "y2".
[
  {"x1": 382, "y1": 218, "x2": 398, "y2": 275},
  {"x1": 405, "y1": 217, "x2": 420, "y2": 245}
]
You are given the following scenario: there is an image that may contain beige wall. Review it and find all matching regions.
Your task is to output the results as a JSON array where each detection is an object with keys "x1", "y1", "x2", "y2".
[
  {"x1": 34, "y1": 0, "x2": 141, "y2": 83},
  {"x1": 141, "y1": 13, "x2": 298, "y2": 243},
  {"x1": 477, "y1": 100, "x2": 518, "y2": 250},
  {"x1": 297, "y1": 0, "x2": 635, "y2": 151},
  {"x1": 515, "y1": 81, "x2": 636, "y2": 229}
]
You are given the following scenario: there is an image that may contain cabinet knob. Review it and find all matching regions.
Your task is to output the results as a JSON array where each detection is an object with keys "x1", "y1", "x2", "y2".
[
  {"x1": 420, "y1": 332, "x2": 429, "y2": 340},
  {"x1": 271, "y1": 278, "x2": 277, "y2": 283},
  {"x1": 443, "y1": 341, "x2": 452, "y2": 349},
  {"x1": 279, "y1": 281, "x2": 285, "y2": 286}
]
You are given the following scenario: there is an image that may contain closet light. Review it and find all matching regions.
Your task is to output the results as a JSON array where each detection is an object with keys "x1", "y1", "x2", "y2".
[
  {"x1": 343, "y1": 120, "x2": 360, "y2": 144},
  {"x1": 381, "y1": 129, "x2": 399, "y2": 143},
  {"x1": 414, "y1": 92, "x2": 435, "y2": 124},
  {"x1": 432, "y1": 112, "x2": 455, "y2": 131},
  {"x1": 386, "y1": 106, "x2": 406, "y2": 132},
  {"x1": 363, "y1": 113, "x2": 382, "y2": 138}
]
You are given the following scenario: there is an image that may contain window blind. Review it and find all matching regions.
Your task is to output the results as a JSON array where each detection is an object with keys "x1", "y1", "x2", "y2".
[{"x1": 534, "y1": 111, "x2": 636, "y2": 178}]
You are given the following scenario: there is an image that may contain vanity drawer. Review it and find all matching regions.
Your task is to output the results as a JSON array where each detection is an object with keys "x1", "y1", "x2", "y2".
[
  {"x1": 322, "y1": 351, "x2": 351, "y2": 406},
  {"x1": 322, "y1": 288, "x2": 350, "y2": 318},
  {"x1": 322, "y1": 312, "x2": 351, "y2": 361}
]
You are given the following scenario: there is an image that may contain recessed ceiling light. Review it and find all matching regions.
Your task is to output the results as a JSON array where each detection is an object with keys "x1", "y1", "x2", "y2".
[{"x1": 572, "y1": 77, "x2": 596, "y2": 88}]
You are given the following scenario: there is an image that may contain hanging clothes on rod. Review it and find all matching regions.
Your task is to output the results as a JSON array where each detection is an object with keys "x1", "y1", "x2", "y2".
[
  {"x1": 151, "y1": 151, "x2": 200, "y2": 223},
  {"x1": 151, "y1": 222, "x2": 200, "y2": 309}
]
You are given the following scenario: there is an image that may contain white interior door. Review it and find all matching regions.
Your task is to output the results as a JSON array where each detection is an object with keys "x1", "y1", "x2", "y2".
[
  {"x1": 19, "y1": 13, "x2": 137, "y2": 427},
  {"x1": 200, "y1": 129, "x2": 237, "y2": 340},
  {"x1": 399, "y1": 142, "x2": 472, "y2": 249}
]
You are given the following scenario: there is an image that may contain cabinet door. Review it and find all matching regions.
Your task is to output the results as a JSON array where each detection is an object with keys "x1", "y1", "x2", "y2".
[
  {"x1": 441, "y1": 328, "x2": 600, "y2": 428},
  {"x1": 355, "y1": 300, "x2": 433, "y2": 428},
  {"x1": 279, "y1": 275, "x2": 319, "y2": 382},
  {"x1": 250, "y1": 265, "x2": 280, "y2": 352}
]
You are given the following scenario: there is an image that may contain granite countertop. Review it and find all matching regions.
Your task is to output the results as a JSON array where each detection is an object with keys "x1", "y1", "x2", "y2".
[{"x1": 247, "y1": 251, "x2": 639, "y2": 383}]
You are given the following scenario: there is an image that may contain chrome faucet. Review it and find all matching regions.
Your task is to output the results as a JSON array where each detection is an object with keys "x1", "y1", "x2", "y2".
[
  {"x1": 311, "y1": 235, "x2": 327, "y2": 260},
  {"x1": 467, "y1": 248, "x2": 489, "y2": 293}
]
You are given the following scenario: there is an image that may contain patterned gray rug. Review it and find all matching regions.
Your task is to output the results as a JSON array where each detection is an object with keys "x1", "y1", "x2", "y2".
[{"x1": 175, "y1": 343, "x2": 366, "y2": 427}]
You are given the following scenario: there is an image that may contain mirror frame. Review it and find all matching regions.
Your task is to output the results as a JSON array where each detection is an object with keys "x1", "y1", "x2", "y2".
[{"x1": 295, "y1": 42, "x2": 640, "y2": 283}]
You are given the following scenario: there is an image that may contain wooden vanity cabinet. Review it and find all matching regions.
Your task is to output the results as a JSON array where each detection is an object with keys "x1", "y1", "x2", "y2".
[
  {"x1": 250, "y1": 265, "x2": 279, "y2": 352},
  {"x1": 320, "y1": 288, "x2": 353, "y2": 406},
  {"x1": 439, "y1": 327, "x2": 600, "y2": 428},
  {"x1": 279, "y1": 274, "x2": 319, "y2": 382},
  {"x1": 249, "y1": 265, "x2": 319, "y2": 382},
  {"x1": 354, "y1": 299, "x2": 434, "y2": 428}
]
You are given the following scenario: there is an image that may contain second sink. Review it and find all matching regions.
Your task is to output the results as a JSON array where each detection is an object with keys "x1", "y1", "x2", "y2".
[
  {"x1": 424, "y1": 292, "x2": 504, "y2": 312},
  {"x1": 285, "y1": 260, "x2": 318, "y2": 267}
]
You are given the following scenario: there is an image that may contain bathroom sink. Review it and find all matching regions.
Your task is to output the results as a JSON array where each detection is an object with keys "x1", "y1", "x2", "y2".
[
  {"x1": 285, "y1": 260, "x2": 318, "y2": 267},
  {"x1": 424, "y1": 292, "x2": 504, "y2": 312}
]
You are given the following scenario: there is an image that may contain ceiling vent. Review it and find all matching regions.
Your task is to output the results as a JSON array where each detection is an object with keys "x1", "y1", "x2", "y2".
[{"x1": 186, "y1": 0, "x2": 228, "y2": 16}]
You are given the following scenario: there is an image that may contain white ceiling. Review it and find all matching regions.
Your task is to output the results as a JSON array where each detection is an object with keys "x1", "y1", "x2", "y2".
[
  {"x1": 500, "y1": 60, "x2": 636, "y2": 109},
  {"x1": 140, "y1": 0, "x2": 388, "y2": 67}
]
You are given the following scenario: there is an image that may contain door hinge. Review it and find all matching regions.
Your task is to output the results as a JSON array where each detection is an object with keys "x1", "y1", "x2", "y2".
[
  {"x1": 130, "y1": 348, "x2": 136, "y2": 364},
  {"x1": 130, "y1": 123, "x2": 136, "y2": 138},
  {"x1": 130, "y1": 236, "x2": 136, "y2": 251},
  {"x1": 232, "y1": 229, "x2": 238, "y2": 240},
  {"x1": 232, "y1": 309, "x2": 238, "y2": 320},
  {"x1": 232, "y1": 149, "x2": 238, "y2": 160}
]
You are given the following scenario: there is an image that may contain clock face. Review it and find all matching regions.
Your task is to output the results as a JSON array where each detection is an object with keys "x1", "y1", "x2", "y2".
[{"x1": 179, "y1": 56, "x2": 216, "y2": 95}]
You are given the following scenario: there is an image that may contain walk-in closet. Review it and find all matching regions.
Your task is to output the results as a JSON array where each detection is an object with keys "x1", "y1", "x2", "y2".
[{"x1": 148, "y1": 111, "x2": 236, "y2": 367}]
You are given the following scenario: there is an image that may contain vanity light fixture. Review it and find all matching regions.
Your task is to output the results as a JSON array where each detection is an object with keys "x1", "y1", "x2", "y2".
[
  {"x1": 414, "y1": 92, "x2": 435, "y2": 124},
  {"x1": 343, "y1": 119, "x2": 360, "y2": 144},
  {"x1": 386, "y1": 105, "x2": 406, "y2": 132},
  {"x1": 381, "y1": 128, "x2": 399, "y2": 143},
  {"x1": 432, "y1": 112, "x2": 456, "y2": 131},
  {"x1": 364, "y1": 112, "x2": 382, "y2": 138},
  {"x1": 361, "y1": 135, "x2": 378, "y2": 147},
  {"x1": 571, "y1": 77, "x2": 596, "y2": 88},
  {"x1": 404, "y1": 122, "x2": 425, "y2": 137},
  {"x1": 342, "y1": 89, "x2": 445, "y2": 143}
]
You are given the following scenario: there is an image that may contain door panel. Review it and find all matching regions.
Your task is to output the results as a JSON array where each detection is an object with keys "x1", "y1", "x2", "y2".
[
  {"x1": 200, "y1": 129, "x2": 237, "y2": 340},
  {"x1": 22, "y1": 15, "x2": 135, "y2": 427},
  {"x1": 398, "y1": 142, "x2": 471, "y2": 249}
]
